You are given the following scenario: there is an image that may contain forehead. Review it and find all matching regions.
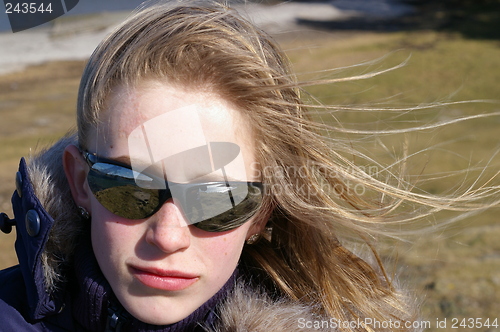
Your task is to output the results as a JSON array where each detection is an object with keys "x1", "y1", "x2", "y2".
[
  {"x1": 92, "y1": 81, "x2": 256, "y2": 181},
  {"x1": 95, "y1": 81, "x2": 251, "y2": 146},
  {"x1": 105, "y1": 82, "x2": 239, "y2": 138}
]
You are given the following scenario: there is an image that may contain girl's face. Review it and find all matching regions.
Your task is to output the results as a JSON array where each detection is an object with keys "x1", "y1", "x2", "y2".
[{"x1": 82, "y1": 81, "x2": 263, "y2": 325}]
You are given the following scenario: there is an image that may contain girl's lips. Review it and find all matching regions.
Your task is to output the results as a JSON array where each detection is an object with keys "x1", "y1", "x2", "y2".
[{"x1": 130, "y1": 266, "x2": 199, "y2": 291}]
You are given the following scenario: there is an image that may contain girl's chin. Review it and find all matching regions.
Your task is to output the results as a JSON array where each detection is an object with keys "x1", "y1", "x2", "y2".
[{"x1": 120, "y1": 295, "x2": 201, "y2": 325}]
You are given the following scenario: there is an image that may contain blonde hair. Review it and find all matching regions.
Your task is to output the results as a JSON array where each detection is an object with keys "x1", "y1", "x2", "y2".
[{"x1": 74, "y1": 1, "x2": 499, "y2": 331}]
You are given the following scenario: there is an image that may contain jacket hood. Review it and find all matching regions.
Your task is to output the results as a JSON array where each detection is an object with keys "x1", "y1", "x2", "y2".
[
  {"x1": 7, "y1": 134, "x2": 81, "y2": 320},
  {"x1": 3, "y1": 133, "x2": 328, "y2": 331}
]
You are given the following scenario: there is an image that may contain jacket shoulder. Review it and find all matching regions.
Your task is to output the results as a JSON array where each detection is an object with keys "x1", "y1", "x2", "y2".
[
  {"x1": 0, "y1": 265, "x2": 27, "y2": 311},
  {"x1": 0, "y1": 265, "x2": 74, "y2": 331},
  {"x1": 0, "y1": 299, "x2": 42, "y2": 331},
  {"x1": 0, "y1": 265, "x2": 39, "y2": 331}
]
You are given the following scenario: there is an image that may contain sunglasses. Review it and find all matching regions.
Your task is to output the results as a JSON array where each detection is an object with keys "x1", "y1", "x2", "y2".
[{"x1": 81, "y1": 151, "x2": 263, "y2": 232}]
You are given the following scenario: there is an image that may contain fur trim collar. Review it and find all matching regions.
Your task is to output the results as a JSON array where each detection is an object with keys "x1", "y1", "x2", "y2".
[
  {"x1": 212, "y1": 282, "x2": 330, "y2": 332},
  {"x1": 26, "y1": 133, "x2": 83, "y2": 293}
]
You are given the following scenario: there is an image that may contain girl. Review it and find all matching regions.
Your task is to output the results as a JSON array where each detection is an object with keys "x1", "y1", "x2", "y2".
[{"x1": 0, "y1": 1, "x2": 497, "y2": 331}]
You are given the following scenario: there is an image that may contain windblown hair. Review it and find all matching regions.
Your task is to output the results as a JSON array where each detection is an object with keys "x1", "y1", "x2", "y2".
[{"x1": 65, "y1": 1, "x2": 499, "y2": 331}]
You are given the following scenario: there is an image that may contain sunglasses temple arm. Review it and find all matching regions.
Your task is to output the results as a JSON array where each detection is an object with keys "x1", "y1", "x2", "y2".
[{"x1": 220, "y1": 166, "x2": 236, "y2": 208}]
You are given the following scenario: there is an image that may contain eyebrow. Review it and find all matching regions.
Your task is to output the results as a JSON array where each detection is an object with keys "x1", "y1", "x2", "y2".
[
  {"x1": 190, "y1": 173, "x2": 242, "y2": 183},
  {"x1": 112, "y1": 155, "x2": 131, "y2": 165},
  {"x1": 103, "y1": 155, "x2": 246, "y2": 183},
  {"x1": 110, "y1": 155, "x2": 153, "y2": 170}
]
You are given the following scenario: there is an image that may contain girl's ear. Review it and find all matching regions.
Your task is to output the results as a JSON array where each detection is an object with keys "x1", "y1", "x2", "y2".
[
  {"x1": 63, "y1": 144, "x2": 91, "y2": 210},
  {"x1": 246, "y1": 209, "x2": 271, "y2": 241}
]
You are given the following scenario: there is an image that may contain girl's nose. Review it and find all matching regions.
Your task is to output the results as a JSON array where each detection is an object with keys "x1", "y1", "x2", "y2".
[{"x1": 145, "y1": 201, "x2": 191, "y2": 254}]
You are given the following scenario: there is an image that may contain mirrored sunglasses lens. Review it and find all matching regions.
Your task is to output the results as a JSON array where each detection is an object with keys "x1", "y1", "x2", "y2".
[
  {"x1": 87, "y1": 163, "x2": 161, "y2": 219},
  {"x1": 183, "y1": 183, "x2": 263, "y2": 232}
]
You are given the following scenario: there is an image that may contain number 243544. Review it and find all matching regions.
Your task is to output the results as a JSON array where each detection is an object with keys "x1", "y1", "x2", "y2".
[
  {"x1": 5, "y1": 2, "x2": 53, "y2": 14},
  {"x1": 451, "y1": 318, "x2": 498, "y2": 329}
]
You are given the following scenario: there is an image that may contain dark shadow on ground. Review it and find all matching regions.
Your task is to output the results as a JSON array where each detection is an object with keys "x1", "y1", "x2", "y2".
[{"x1": 294, "y1": 0, "x2": 500, "y2": 40}]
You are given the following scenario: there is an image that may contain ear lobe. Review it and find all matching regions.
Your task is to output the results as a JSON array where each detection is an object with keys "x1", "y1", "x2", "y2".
[
  {"x1": 63, "y1": 144, "x2": 91, "y2": 209},
  {"x1": 246, "y1": 214, "x2": 268, "y2": 240},
  {"x1": 245, "y1": 201, "x2": 274, "y2": 240}
]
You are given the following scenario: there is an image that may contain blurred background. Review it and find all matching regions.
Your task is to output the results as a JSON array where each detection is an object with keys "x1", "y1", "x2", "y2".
[{"x1": 1, "y1": 1, "x2": 499, "y2": 331}]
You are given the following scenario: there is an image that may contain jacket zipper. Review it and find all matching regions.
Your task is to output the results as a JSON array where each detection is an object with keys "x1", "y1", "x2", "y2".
[{"x1": 105, "y1": 303, "x2": 129, "y2": 332}]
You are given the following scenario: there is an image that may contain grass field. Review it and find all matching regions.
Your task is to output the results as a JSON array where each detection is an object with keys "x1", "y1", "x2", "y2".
[{"x1": 0, "y1": 29, "x2": 499, "y2": 331}]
